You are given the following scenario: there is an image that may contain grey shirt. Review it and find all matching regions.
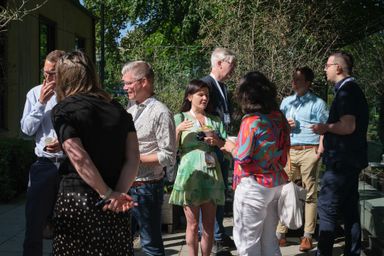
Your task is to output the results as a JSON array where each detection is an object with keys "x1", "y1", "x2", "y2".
[{"x1": 127, "y1": 97, "x2": 176, "y2": 181}]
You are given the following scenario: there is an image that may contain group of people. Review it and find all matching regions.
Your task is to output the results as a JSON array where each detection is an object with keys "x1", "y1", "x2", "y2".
[{"x1": 20, "y1": 47, "x2": 368, "y2": 256}]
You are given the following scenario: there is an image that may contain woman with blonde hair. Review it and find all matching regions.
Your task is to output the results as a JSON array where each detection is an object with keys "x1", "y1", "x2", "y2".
[{"x1": 52, "y1": 51, "x2": 139, "y2": 255}]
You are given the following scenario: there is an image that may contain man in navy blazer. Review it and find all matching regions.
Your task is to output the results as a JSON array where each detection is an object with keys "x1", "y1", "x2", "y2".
[{"x1": 201, "y1": 47, "x2": 236, "y2": 254}]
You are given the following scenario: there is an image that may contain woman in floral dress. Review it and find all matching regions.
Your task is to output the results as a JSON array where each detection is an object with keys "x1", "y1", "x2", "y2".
[{"x1": 169, "y1": 79, "x2": 226, "y2": 256}]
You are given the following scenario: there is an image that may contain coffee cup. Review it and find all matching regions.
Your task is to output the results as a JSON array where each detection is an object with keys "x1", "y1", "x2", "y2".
[
  {"x1": 44, "y1": 137, "x2": 55, "y2": 146},
  {"x1": 227, "y1": 136, "x2": 237, "y2": 143}
]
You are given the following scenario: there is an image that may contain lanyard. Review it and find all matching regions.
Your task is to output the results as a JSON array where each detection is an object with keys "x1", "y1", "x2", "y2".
[
  {"x1": 189, "y1": 110, "x2": 208, "y2": 127},
  {"x1": 335, "y1": 77, "x2": 354, "y2": 95},
  {"x1": 210, "y1": 74, "x2": 229, "y2": 112}
]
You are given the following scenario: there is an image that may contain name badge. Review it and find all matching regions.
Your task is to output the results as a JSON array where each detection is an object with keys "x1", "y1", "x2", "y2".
[
  {"x1": 224, "y1": 113, "x2": 231, "y2": 124},
  {"x1": 205, "y1": 152, "x2": 216, "y2": 168}
]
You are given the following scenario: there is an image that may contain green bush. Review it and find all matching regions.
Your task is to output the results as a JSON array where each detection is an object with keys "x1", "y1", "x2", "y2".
[{"x1": 0, "y1": 138, "x2": 35, "y2": 202}]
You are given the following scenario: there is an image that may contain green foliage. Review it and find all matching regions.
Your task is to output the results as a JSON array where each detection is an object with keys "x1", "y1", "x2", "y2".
[
  {"x1": 118, "y1": 44, "x2": 211, "y2": 113},
  {"x1": 0, "y1": 138, "x2": 34, "y2": 202},
  {"x1": 83, "y1": 0, "x2": 384, "y2": 139},
  {"x1": 344, "y1": 33, "x2": 384, "y2": 144}
]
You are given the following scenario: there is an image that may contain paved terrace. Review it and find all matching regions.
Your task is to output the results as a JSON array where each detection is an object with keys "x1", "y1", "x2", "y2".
[{"x1": 0, "y1": 194, "x2": 362, "y2": 256}]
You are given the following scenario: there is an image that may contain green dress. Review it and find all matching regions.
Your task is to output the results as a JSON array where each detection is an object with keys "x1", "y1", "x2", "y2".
[{"x1": 169, "y1": 112, "x2": 226, "y2": 206}]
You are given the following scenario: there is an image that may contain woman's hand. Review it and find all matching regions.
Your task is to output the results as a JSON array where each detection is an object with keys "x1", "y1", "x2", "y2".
[
  {"x1": 176, "y1": 120, "x2": 193, "y2": 134},
  {"x1": 204, "y1": 133, "x2": 225, "y2": 148},
  {"x1": 221, "y1": 139, "x2": 236, "y2": 156},
  {"x1": 103, "y1": 191, "x2": 137, "y2": 213}
]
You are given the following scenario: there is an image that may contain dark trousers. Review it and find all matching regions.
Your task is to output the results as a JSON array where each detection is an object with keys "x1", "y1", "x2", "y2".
[
  {"x1": 316, "y1": 163, "x2": 361, "y2": 256},
  {"x1": 214, "y1": 154, "x2": 230, "y2": 241},
  {"x1": 23, "y1": 158, "x2": 59, "y2": 256},
  {"x1": 199, "y1": 148, "x2": 230, "y2": 241}
]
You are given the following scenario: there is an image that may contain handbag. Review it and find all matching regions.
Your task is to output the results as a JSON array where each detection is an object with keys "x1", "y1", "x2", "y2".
[
  {"x1": 277, "y1": 153, "x2": 307, "y2": 230},
  {"x1": 165, "y1": 113, "x2": 184, "y2": 182},
  {"x1": 278, "y1": 181, "x2": 307, "y2": 230}
]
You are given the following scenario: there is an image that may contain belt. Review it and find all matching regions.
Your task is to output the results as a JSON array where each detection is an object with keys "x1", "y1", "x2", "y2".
[
  {"x1": 131, "y1": 178, "x2": 163, "y2": 187},
  {"x1": 38, "y1": 156, "x2": 65, "y2": 164},
  {"x1": 290, "y1": 145, "x2": 318, "y2": 150}
]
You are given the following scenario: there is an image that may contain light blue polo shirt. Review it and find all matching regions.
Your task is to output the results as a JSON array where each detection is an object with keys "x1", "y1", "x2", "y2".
[{"x1": 280, "y1": 91, "x2": 328, "y2": 146}]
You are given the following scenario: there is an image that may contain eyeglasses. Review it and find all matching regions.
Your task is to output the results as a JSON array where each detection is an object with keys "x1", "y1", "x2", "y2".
[
  {"x1": 42, "y1": 69, "x2": 56, "y2": 77},
  {"x1": 324, "y1": 63, "x2": 338, "y2": 69},
  {"x1": 122, "y1": 78, "x2": 143, "y2": 86},
  {"x1": 223, "y1": 60, "x2": 235, "y2": 66}
]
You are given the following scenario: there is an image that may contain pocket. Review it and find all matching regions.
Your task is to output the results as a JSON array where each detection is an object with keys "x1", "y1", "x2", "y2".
[{"x1": 308, "y1": 147, "x2": 319, "y2": 162}]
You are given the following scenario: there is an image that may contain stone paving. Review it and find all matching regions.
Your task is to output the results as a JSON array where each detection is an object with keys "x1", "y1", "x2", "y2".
[{"x1": 0, "y1": 195, "x2": 357, "y2": 256}]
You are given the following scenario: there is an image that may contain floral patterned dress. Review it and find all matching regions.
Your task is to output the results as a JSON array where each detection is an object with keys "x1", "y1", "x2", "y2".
[{"x1": 169, "y1": 112, "x2": 226, "y2": 206}]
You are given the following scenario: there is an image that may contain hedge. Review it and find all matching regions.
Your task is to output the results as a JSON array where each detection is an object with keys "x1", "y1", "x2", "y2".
[{"x1": 0, "y1": 138, "x2": 35, "y2": 202}]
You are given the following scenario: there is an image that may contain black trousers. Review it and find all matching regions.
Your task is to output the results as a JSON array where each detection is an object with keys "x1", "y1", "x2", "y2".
[
  {"x1": 317, "y1": 163, "x2": 361, "y2": 256},
  {"x1": 23, "y1": 158, "x2": 59, "y2": 256}
]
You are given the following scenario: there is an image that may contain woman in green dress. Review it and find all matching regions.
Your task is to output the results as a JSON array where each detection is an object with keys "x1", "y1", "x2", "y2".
[{"x1": 169, "y1": 79, "x2": 226, "y2": 256}]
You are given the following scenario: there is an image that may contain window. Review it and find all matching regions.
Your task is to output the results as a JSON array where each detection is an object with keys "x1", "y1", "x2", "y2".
[
  {"x1": 39, "y1": 16, "x2": 56, "y2": 82},
  {"x1": 0, "y1": 32, "x2": 5, "y2": 130},
  {"x1": 75, "y1": 36, "x2": 86, "y2": 52},
  {"x1": 0, "y1": 0, "x2": 5, "y2": 130}
]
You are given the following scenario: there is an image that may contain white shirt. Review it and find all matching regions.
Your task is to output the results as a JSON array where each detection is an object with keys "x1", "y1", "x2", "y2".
[{"x1": 20, "y1": 84, "x2": 64, "y2": 158}]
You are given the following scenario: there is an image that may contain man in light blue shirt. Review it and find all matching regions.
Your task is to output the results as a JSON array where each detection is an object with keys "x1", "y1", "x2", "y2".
[
  {"x1": 277, "y1": 67, "x2": 328, "y2": 252},
  {"x1": 20, "y1": 50, "x2": 65, "y2": 256}
]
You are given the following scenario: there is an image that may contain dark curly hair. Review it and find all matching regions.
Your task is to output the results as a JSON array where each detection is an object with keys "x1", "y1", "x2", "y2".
[{"x1": 236, "y1": 71, "x2": 279, "y2": 114}]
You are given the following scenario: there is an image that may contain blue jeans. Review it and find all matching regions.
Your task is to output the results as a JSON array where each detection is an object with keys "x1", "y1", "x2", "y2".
[
  {"x1": 23, "y1": 158, "x2": 59, "y2": 256},
  {"x1": 130, "y1": 180, "x2": 165, "y2": 256},
  {"x1": 316, "y1": 163, "x2": 361, "y2": 256}
]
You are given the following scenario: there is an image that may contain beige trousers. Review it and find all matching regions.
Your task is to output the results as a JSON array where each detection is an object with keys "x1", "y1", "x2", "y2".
[{"x1": 276, "y1": 147, "x2": 320, "y2": 234}]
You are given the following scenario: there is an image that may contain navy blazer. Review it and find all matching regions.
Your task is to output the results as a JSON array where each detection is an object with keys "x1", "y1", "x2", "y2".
[{"x1": 201, "y1": 75, "x2": 231, "y2": 125}]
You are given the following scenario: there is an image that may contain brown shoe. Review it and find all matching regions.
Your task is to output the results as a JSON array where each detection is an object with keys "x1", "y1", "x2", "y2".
[
  {"x1": 299, "y1": 237, "x2": 313, "y2": 251},
  {"x1": 279, "y1": 237, "x2": 287, "y2": 247}
]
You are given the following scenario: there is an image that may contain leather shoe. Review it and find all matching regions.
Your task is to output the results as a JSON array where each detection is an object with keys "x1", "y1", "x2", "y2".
[
  {"x1": 278, "y1": 237, "x2": 287, "y2": 247},
  {"x1": 212, "y1": 235, "x2": 236, "y2": 255},
  {"x1": 220, "y1": 235, "x2": 236, "y2": 249},
  {"x1": 299, "y1": 236, "x2": 313, "y2": 251}
]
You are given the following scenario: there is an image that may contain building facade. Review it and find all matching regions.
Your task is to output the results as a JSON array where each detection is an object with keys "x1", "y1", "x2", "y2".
[{"x1": 0, "y1": 0, "x2": 95, "y2": 137}]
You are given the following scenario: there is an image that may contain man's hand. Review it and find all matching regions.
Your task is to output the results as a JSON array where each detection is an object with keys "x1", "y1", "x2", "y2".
[
  {"x1": 287, "y1": 118, "x2": 296, "y2": 128},
  {"x1": 39, "y1": 79, "x2": 55, "y2": 104},
  {"x1": 310, "y1": 123, "x2": 328, "y2": 135},
  {"x1": 44, "y1": 139, "x2": 61, "y2": 153}
]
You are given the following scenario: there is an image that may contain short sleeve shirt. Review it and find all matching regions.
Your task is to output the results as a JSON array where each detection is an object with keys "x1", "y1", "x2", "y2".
[
  {"x1": 232, "y1": 111, "x2": 290, "y2": 189},
  {"x1": 323, "y1": 78, "x2": 369, "y2": 169},
  {"x1": 52, "y1": 94, "x2": 136, "y2": 188}
]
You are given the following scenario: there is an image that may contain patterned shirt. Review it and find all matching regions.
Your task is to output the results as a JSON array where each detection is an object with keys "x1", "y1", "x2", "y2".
[
  {"x1": 232, "y1": 111, "x2": 290, "y2": 190},
  {"x1": 127, "y1": 97, "x2": 176, "y2": 181}
]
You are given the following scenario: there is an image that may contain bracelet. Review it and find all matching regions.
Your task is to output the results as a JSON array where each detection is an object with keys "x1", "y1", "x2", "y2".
[{"x1": 100, "y1": 187, "x2": 113, "y2": 199}]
